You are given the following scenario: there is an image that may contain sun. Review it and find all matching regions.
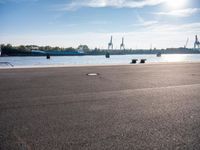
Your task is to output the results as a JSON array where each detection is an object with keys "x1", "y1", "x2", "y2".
[{"x1": 166, "y1": 0, "x2": 187, "y2": 9}]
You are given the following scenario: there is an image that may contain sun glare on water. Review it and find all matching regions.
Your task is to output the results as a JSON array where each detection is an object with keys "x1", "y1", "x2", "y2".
[
  {"x1": 162, "y1": 54, "x2": 188, "y2": 62},
  {"x1": 166, "y1": 0, "x2": 187, "y2": 9}
]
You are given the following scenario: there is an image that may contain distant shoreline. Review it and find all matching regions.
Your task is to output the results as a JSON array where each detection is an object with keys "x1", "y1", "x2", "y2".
[
  {"x1": 1, "y1": 44, "x2": 200, "y2": 56},
  {"x1": 1, "y1": 49, "x2": 200, "y2": 57}
]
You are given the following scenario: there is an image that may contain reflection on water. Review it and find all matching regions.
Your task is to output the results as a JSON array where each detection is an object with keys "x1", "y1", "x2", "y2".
[
  {"x1": 0, "y1": 54, "x2": 200, "y2": 67},
  {"x1": 161, "y1": 54, "x2": 188, "y2": 62}
]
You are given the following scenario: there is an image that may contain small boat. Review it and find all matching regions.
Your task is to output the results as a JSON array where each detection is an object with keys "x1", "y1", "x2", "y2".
[{"x1": 156, "y1": 52, "x2": 161, "y2": 57}]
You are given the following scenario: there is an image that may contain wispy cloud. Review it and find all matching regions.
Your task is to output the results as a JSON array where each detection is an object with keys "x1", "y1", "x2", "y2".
[
  {"x1": 134, "y1": 13, "x2": 200, "y2": 32},
  {"x1": 139, "y1": 20, "x2": 158, "y2": 27},
  {"x1": 55, "y1": 0, "x2": 167, "y2": 11},
  {"x1": 155, "y1": 8, "x2": 200, "y2": 17},
  {"x1": 141, "y1": 21, "x2": 200, "y2": 38},
  {"x1": 134, "y1": 14, "x2": 158, "y2": 27}
]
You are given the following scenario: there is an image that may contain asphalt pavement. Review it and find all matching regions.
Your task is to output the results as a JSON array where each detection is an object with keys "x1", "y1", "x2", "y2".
[{"x1": 0, "y1": 63, "x2": 200, "y2": 150}]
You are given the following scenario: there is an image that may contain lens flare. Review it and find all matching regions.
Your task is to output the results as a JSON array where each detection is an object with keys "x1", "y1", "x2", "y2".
[{"x1": 166, "y1": 0, "x2": 187, "y2": 9}]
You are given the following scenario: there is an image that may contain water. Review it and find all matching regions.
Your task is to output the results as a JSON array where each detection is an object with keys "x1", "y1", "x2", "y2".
[{"x1": 0, "y1": 54, "x2": 200, "y2": 67}]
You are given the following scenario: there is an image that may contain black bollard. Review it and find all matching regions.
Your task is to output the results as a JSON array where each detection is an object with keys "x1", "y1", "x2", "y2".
[
  {"x1": 140, "y1": 59, "x2": 146, "y2": 63},
  {"x1": 131, "y1": 59, "x2": 138, "y2": 64}
]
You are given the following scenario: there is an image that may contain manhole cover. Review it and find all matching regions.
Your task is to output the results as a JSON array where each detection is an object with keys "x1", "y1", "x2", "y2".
[{"x1": 87, "y1": 73, "x2": 99, "y2": 76}]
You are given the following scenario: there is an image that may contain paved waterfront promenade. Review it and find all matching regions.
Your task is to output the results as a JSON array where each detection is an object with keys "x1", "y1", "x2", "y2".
[{"x1": 1, "y1": 63, "x2": 200, "y2": 150}]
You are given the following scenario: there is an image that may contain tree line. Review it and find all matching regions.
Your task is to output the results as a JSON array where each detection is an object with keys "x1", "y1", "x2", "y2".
[
  {"x1": 1, "y1": 43, "x2": 199, "y2": 56},
  {"x1": 0, "y1": 44, "x2": 90, "y2": 56}
]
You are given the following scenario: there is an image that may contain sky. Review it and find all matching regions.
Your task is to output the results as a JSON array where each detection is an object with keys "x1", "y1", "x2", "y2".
[{"x1": 0, "y1": 0, "x2": 200, "y2": 49}]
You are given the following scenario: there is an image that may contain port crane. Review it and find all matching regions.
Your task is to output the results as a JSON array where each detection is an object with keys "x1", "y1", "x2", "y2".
[
  {"x1": 194, "y1": 35, "x2": 200, "y2": 49},
  {"x1": 184, "y1": 38, "x2": 189, "y2": 48},
  {"x1": 108, "y1": 36, "x2": 113, "y2": 50},
  {"x1": 120, "y1": 37, "x2": 125, "y2": 50}
]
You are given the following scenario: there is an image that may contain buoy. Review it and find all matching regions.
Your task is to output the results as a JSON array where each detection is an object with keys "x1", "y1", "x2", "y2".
[
  {"x1": 46, "y1": 54, "x2": 50, "y2": 59},
  {"x1": 105, "y1": 52, "x2": 110, "y2": 58},
  {"x1": 156, "y1": 52, "x2": 161, "y2": 57}
]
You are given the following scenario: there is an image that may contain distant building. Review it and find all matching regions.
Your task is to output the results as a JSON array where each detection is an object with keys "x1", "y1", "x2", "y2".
[
  {"x1": 77, "y1": 47, "x2": 84, "y2": 53},
  {"x1": 31, "y1": 50, "x2": 46, "y2": 54},
  {"x1": 30, "y1": 46, "x2": 39, "y2": 50}
]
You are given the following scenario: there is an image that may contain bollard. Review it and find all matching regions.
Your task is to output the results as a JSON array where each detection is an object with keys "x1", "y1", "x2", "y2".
[
  {"x1": 131, "y1": 59, "x2": 138, "y2": 64},
  {"x1": 140, "y1": 59, "x2": 146, "y2": 63}
]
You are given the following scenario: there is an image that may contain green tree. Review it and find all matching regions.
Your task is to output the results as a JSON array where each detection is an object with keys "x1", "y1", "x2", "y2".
[{"x1": 77, "y1": 45, "x2": 90, "y2": 53}]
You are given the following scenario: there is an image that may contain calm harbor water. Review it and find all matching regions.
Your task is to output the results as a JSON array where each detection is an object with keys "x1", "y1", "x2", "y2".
[{"x1": 0, "y1": 54, "x2": 200, "y2": 67}]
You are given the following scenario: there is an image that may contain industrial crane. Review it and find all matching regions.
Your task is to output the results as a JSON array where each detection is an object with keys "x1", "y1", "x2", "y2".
[
  {"x1": 194, "y1": 35, "x2": 200, "y2": 49},
  {"x1": 184, "y1": 38, "x2": 189, "y2": 48}
]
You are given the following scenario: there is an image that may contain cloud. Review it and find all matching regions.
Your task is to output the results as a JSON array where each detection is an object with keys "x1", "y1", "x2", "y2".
[
  {"x1": 56, "y1": 0, "x2": 167, "y2": 11},
  {"x1": 140, "y1": 20, "x2": 200, "y2": 35},
  {"x1": 129, "y1": 14, "x2": 158, "y2": 28},
  {"x1": 155, "y1": 8, "x2": 200, "y2": 17},
  {"x1": 140, "y1": 20, "x2": 158, "y2": 26},
  {"x1": 133, "y1": 13, "x2": 200, "y2": 33},
  {"x1": 134, "y1": 14, "x2": 158, "y2": 27}
]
